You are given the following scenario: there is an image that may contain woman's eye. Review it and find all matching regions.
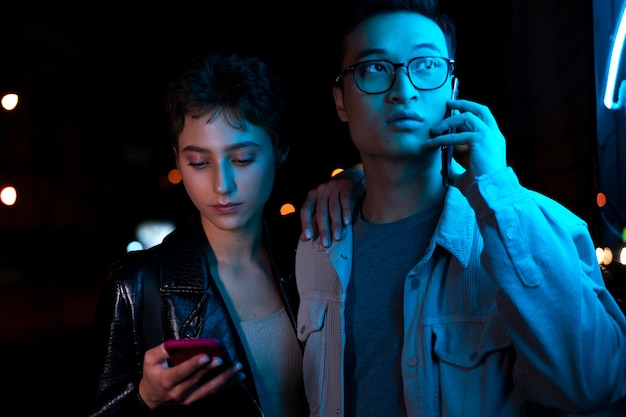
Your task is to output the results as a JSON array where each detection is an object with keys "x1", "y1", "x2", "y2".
[
  {"x1": 232, "y1": 158, "x2": 254, "y2": 166},
  {"x1": 231, "y1": 150, "x2": 256, "y2": 165},
  {"x1": 188, "y1": 161, "x2": 208, "y2": 168}
]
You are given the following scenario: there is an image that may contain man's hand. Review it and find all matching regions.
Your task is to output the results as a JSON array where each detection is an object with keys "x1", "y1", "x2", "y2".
[{"x1": 429, "y1": 98, "x2": 507, "y2": 185}]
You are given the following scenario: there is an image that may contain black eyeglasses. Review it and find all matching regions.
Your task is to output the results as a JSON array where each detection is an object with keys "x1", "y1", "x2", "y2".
[{"x1": 335, "y1": 56, "x2": 454, "y2": 94}]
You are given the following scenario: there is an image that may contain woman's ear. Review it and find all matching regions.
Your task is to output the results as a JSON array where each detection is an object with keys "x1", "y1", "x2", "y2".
[
  {"x1": 333, "y1": 85, "x2": 348, "y2": 122},
  {"x1": 173, "y1": 146, "x2": 180, "y2": 169},
  {"x1": 276, "y1": 147, "x2": 289, "y2": 168}
]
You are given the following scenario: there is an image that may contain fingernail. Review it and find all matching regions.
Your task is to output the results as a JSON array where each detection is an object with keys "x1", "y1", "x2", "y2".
[
  {"x1": 322, "y1": 237, "x2": 330, "y2": 247},
  {"x1": 344, "y1": 216, "x2": 351, "y2": 226},
  {"x1": 333, "y1": 230, "x2": 342, "y2": 241},
  {"x1": 305, "y1": 228, "x2": 313, "y2": 239}
]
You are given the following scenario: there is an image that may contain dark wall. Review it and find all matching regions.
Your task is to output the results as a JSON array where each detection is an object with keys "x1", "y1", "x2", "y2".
[
  {"x1": 0, "y1": 2, "x2": 619, "y2": 316},
  {"x1": 2, "y1": 1, "x2": 625, "y2": 415},
  {"x1": 1, "y1": 0, "x2": 617, "y2": 329}
]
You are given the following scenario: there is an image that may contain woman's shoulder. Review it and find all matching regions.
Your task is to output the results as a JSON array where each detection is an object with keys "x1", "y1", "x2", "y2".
[{"x1": 116, "y1": 219, "x2": 204, "y2": 265}]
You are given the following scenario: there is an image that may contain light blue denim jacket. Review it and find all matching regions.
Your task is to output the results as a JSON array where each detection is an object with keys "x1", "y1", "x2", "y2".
[{"x1": 296, "y1": 167, "x2": 626, "y2": 417}]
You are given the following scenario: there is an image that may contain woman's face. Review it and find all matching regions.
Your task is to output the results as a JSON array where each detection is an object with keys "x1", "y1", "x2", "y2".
[{"x1": 177, "y1": 113, "x2": 276, "y2": 234}]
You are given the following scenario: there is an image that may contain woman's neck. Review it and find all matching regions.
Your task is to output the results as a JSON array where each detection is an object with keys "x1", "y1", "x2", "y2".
[{"x1": 200, "y1": 216, "x2": 264, "y2": 264}]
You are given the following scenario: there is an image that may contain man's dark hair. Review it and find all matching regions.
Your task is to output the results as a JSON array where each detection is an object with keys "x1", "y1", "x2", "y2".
[{"x1": 334, "y1": 0, "x2": 457, "y2": 72}]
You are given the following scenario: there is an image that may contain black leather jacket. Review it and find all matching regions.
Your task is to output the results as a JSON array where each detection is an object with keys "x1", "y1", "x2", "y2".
[{"x1": 86, "y1": 217, "x2": 304, "y2": 417}]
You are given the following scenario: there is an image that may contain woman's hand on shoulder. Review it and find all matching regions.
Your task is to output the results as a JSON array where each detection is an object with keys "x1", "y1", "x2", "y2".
[{"x1": 299, "y1": 167, "x2": 364, "y2": 247}]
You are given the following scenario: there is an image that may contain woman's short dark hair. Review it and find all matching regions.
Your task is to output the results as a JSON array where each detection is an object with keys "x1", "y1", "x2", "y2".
[{"x1": 165, "y1": 53, "x2": 290, "y2": 166}]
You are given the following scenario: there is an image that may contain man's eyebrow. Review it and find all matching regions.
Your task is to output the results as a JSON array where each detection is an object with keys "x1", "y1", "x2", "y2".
[
  {"x1": 354, "y1": 47, "x2": 387, "y2": 61},
  {"x1": 354, "y1": 43, "x2": 442, "y2": 61}
]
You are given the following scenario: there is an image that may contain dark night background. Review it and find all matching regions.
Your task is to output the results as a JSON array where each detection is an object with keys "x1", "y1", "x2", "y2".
[{"x1": 1, "y1": 0, "x2": 625, "y2": 414}]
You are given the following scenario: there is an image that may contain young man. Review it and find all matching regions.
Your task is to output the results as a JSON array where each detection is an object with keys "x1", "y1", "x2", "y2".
[{"x1": 295, "y1": 1, "x2": 626, "y2": 416}]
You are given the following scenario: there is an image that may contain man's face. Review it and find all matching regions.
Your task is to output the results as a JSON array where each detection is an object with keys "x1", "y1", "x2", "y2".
[{"x1": 333, "y1": 11, "x2": 453, "y2": 162}]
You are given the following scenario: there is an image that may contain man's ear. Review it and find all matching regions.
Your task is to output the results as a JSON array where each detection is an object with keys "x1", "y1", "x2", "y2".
[{"x1": 333, "y1": 86, "x2": 348, "y2": 122}]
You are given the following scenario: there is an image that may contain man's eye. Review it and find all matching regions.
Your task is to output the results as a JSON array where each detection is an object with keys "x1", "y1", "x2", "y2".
[
  {"x1": 414, "y1": 58, "x2": 439, "y2": 71},
  {"x1": 423, "y1": 58, "x2": 436, "y2": 69},
  {"x1": 365, "y1": 62, "x2": 388, "y2": 74}
]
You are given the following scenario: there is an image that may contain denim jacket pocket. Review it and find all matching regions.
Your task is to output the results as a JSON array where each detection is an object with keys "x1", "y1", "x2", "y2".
[
  {"x1": 431, "y1": 315, "x2": 511, "y2": 368},
  {"x1": 430, "y1": 316, "x2": 517, "y2": 414}
]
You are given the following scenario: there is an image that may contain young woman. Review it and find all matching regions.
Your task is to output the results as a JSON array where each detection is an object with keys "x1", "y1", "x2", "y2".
[{"x1": 87, "y1": 52, "x2": 357, "y2": 417}]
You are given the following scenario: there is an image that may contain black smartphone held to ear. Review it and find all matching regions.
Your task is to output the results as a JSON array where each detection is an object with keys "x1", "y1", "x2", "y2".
[{"x1": 441, "y1": 77, "x2": 459, "y2": 187}]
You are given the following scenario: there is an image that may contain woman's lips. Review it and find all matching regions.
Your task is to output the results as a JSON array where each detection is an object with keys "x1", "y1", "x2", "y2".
[{"x1": 212, "y1": 203, "x2": 241, "y2": 214}]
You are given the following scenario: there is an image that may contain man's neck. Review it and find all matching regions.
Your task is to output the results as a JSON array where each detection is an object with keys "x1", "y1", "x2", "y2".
[{"x1": 360, "y1": 163, "x2": 446, "y2": 223}]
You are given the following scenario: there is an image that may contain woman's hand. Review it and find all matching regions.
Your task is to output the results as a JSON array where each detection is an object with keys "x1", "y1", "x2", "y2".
[
  {"x1": 299, "y1": 167, "x2": 364, "y2": 247},
  {"x1": 138, "y1": 343, "x2": 244, "y2": 409}
]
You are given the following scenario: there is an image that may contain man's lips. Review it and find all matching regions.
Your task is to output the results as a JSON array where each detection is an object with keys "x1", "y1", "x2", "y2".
[{"x1": 384, "y1": 111, "x2": 425, "y2": 126}]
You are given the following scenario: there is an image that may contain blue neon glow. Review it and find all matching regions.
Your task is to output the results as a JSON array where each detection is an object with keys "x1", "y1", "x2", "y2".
[{"x1": 604, "y1": 1, "x2": 626, "y2": 109}]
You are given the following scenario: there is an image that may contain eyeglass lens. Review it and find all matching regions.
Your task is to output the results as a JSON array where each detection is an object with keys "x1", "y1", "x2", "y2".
[{"x1": 354, "y1": 57, "x2": 451, "y2": 93}]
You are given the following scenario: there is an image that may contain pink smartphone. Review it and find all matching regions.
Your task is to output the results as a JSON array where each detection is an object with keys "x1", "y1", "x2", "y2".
[{"x1": 164, "y1": 338, "x2": 232, "y2": 367}]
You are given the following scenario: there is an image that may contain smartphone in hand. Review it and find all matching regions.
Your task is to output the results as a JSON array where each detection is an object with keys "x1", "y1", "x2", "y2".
[
  {"x1": 441, "y1": 77, "x2": 459, "y2": 187},
  {"x1": 164, "y1": 338, "x2": 232, "y2": 367}
]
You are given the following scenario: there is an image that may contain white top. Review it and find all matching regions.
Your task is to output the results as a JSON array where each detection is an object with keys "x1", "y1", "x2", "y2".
[{"x1": 239, "y1": 308, "x2": 303, "y2": 417}]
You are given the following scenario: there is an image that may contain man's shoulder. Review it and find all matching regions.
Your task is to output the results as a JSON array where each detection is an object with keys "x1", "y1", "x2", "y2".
[{"x1": 527, "y1": 189, "x2": 588, "y2": 227}]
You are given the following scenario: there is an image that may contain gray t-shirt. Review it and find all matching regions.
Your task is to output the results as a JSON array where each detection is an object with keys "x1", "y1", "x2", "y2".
[{"x1": 344, "y1": 203, "x2": 441, "y2": 417}]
